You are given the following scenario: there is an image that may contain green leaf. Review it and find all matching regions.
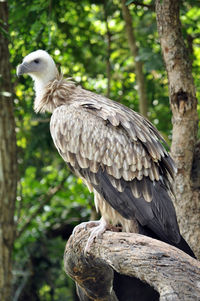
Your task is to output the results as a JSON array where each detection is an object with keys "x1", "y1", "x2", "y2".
[{"x1": 126, "y1": 0, "x2": 134, "y2": 5}]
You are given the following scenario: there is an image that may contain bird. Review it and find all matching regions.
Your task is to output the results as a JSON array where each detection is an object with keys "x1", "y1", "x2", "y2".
[{"x1": 17, "y1": 49, "x2": 195, "y2": 300}]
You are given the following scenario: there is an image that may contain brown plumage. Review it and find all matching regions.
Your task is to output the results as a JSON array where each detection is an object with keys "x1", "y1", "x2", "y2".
[
  {"x1": 41, "y1": 74, "x2": 178, "y2": 240},
  {"x1": 17, "y1": 50, "x2": 195, "y2": 258}
]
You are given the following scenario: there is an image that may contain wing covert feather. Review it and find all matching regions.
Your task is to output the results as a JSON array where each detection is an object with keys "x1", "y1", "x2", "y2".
[
  {"x1": 50, "y1": 105, "x2": 163, "y2": 182},
  {"x1": 50, "y1": 97, "x2": 179, "y2": 244}
]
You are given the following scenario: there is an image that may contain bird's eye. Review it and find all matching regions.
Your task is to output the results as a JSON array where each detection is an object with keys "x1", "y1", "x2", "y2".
[{"x1": 34, "y1": 59, "x2": 40, "y2": 64}]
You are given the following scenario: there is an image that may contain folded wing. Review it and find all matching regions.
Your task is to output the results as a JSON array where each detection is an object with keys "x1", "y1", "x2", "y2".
[{"x1": 50, "y1": 95, "x2": 180, "y2": 245}]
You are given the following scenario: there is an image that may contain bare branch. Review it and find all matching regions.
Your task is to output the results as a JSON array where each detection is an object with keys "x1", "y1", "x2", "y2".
[
  {"x1": 64, "y1": 229, "x2": 200, "y2": 301},
  {"x1": 31, "y1": 118, "x2": 50, "y2": 123}
]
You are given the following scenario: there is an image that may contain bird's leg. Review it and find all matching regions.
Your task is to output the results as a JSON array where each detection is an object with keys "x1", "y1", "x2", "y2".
[
  {"x1": 72, "y1": 220, "x2": 103, "y2": 236},
  {"x1": 72, "y1": 217, "x2": 121, "y2": 254},
  {"x1": 84, "y1": 217, "x2": 121, "y2": 254},
  {"x1": 84, "y1": 217, "x2": 109, "y2": 254},
  {"x1": 72, "y1": 217, "x2": 121, "y2": 255}
]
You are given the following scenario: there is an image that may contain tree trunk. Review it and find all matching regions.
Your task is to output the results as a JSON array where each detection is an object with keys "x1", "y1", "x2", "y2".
[
  {"x1": 64, "y1": 229, "x2": 200, "y2": 301},
  {"x1": 155, "y1": 0, "x2": 200, "y2": 258},
  {"x1": 0, "y1": 1, "x2": 17, "y2": 300},
  {"x1": 121, "y1": 0, "x2": 148, "y2": 118}
]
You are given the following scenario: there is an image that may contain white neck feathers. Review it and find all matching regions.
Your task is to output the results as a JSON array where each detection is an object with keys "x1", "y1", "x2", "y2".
[{"x1": 31, "y1": 66, "x2": 58, "y2": 112}]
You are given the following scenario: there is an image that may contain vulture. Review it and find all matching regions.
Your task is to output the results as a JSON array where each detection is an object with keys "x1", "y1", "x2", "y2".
[{"x1": 17, "y1": 50, "x2": 195, "y2": 300}]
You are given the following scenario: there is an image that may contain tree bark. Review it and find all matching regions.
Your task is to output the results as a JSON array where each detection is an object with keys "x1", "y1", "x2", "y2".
[
  {"x1": 0, "y1": 1, "x2": 17, "y2": 300},
  {"x1": 155, "y1": 0, "x2": 200, "y2": 258},
  {"x1": 64, "y1": 229, "x2": 200, "y2": 301},
  {"x1": 121, "y1": 0, "x2": 148, "y2": 118}
]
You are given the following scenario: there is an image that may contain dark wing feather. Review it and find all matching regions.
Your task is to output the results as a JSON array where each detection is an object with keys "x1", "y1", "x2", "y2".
[
  {"x1": 81, "y1": 167, "x2": 180, "y2": 244},
  {"x1": 50, "y1": 92, "x2": 180, "y2": 244}
]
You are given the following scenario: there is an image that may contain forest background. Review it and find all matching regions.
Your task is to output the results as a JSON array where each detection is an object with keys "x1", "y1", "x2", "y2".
[{"x1": 0, "y1": 0, "x2": 200, "y2": 300}]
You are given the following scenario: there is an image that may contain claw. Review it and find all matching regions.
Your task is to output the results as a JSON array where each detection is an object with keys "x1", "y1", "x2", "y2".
[
  {"x1": 72, "y1": 218, "x2": 122, "y2": 255},
  {"x1": 84, "y1": 218, "x2": 122, "y2": 254},
  {"x1": 72, "y1": 220, "x2": 101, "y2": 236}
]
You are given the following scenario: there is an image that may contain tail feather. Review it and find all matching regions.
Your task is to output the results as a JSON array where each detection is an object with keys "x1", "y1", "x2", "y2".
[
  {"x1": 138, "y1": 224, "x2": 196, "y2": 258},
  {"x1": 176, "y1": 236, "x2": 196, "y2": 258}
]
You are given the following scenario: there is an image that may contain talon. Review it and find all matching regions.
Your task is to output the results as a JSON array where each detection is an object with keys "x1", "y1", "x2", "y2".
[
  {"x1": 72, "y1": 220, "x2": 102, "y2": 236},
  {"x1": 72, "y1": 218, "x2": 119, "y2": 255},
  {"x1": 84, "y1": 218, "x2": 111, "y2": 254}
]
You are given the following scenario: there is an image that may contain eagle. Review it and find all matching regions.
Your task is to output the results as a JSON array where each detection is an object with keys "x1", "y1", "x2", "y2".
[{"x1": 17, "y1": 50, "x2": 195, "y2": 257}]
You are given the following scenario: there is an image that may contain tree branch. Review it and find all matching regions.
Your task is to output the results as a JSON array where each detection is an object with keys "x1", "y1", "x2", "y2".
[{"x1": 64, "y1": 229, "x2": 200, "y2": 301}]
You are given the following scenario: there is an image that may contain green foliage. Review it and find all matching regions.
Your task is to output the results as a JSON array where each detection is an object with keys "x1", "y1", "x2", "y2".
[{"x1": 8, "y1": 0, "x2": 200, "y2": 299}]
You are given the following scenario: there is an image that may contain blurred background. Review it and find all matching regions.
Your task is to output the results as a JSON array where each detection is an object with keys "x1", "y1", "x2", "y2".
[{"x1": 1, "y1": 0, "x2": 200, "y2": 300}]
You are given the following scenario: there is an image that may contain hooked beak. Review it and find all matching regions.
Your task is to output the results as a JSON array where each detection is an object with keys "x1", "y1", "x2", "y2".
[{"x1": 16, "y1": 63, "x2": 30, "y2": 77}]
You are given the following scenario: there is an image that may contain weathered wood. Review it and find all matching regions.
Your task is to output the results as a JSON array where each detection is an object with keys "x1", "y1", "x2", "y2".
[{"x1": 64, "y1": 229, "x2": 200, "y2": 301}]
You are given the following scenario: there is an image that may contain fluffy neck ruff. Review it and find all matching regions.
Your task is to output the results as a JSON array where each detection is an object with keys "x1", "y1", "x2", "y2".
[
  {"x1": 33, "y1": 74, "x2": 76, "y2": 113},
  {"x1": 32, "y1": 66, "x2": 58, "y2": 112}
]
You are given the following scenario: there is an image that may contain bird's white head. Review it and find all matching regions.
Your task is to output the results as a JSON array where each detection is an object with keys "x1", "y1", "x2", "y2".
[
  {"x1": 17, "y1": 50, "x2": 58, "y2": 82},
  {"x1": 17, "y1": 50, "x2": 59, "y2": 110}
]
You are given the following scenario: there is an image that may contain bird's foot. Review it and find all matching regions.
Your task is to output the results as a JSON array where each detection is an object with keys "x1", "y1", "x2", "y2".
[
  {"x1": 84, "y1": 218, "x2": 121, "y2": 254},
  {"x1": 72, "y1": 220, "x2": 101, "y2": 236},
  {"x1": 72, "y1": 218, "x2": 121, "y2": 254},
  {"x1": 84, "y1": 218, "x2": 109, "y2": 254}
]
